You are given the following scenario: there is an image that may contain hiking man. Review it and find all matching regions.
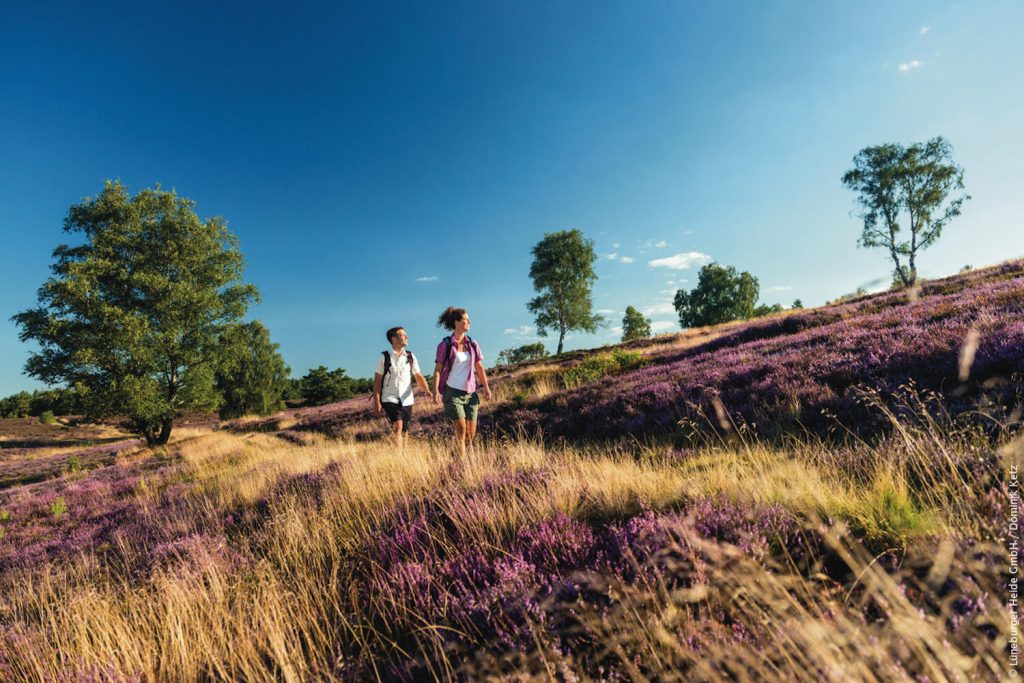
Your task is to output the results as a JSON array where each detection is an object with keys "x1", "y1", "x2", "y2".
[{"x1": 373, "y1": 326, "x2": 433, "y2": 451}]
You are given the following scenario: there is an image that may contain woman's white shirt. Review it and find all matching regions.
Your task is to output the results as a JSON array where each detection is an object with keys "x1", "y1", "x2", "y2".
[{"x1": 446, "y1": 350, "x2": 473, "y2": 390}]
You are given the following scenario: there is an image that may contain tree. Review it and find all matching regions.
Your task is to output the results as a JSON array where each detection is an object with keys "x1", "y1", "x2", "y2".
[
  {"x1": 621, "y1": 306, "x2": 651, "y2": 341},
  {"x1": 673, "y1": 263, "x2": 759, "y2": 328},
  {"x1": 791, "y1": 299, "x2": 803, "y2": 310},
  {"x1": 527, "y1": 229, "x2": 605, "y2": 354},
  {"x1": 13, "y1": 181, "x2": 258, "y2": 445},
  {"x1": 299, "y1": 366, "x2": 356, "y2": 406},
  {"x1": 842, "y1": 136, "x2": 969, "y2": 287},
  {"x1": 215, "y1": 321, "x2": 290, "y2": 419},
  {"x1": 495, "y1": 342, "x2": 549, "y2": 367}
]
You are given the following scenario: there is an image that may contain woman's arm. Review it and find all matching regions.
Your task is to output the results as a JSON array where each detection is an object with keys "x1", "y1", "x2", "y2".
[
  {"x1": 474, "y1": 361, "x2": 492, "y2": 401},
  {"x1": 432, "y1": 363, "x2": 444, "y2": 400}
]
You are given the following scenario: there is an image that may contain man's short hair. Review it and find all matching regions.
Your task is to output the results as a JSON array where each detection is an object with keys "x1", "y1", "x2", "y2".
[{"x1": 386, "y1": 326, "x2": 404, "y2": 343}]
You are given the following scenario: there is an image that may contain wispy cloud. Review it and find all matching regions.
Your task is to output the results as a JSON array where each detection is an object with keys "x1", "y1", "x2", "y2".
[
  {"x1": 654, "y1": 240, "x2": 668, "y2": 248},
  {"x1": 596, "y1": 308, "x2": 616, "y2": 315},
  {"x1": 606, "y1": 253, "x2": 635, "y2": 264},
  {"x1": 612, "y1": 242, "x2": 621, "y2": 249},
  {"x1": 415, "y1": 275, "x2": 438, "y2": 282},
  {"x1": 648, "y1": 251, "x2": 712, "y2": 270},
  {"x1": 650, "y1": 320, "x2": 675, "y2": 332},
  {"x1": 920, "y1": 25, "x2": 930, "y2": 35},
  {"x1": 764, "y1": 285, "x2": 792, "y2": 293},
  {"x1": 899, "y1": 59, "x2": 923, "y2": 72},
  {"x1": 644, "y1": 302, "x2": 676, "y2": 315},
  {"x1": 503, "y1": 325, "x2": 534, "y2": 336}
]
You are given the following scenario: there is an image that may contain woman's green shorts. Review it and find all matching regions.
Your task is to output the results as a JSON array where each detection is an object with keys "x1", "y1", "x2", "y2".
[{"x1": 443, "y1": 386, "x2": 480, "y2": 421}]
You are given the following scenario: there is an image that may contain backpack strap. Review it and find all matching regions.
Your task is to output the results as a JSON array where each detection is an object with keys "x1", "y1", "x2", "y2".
[{"x1": 381, "y1": 350, "x2": 392, "y2": 386}]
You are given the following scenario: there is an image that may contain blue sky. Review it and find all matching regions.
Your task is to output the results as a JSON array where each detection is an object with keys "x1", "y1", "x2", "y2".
[{"x1": 2, "y1": 1, "x2": 1022, "y2": 395}]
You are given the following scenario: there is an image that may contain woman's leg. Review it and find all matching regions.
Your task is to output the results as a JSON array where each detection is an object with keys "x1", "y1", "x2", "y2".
[
  {"x1": 465, "y1": 419, "x2": 477, "y2": 450},
  {"x1": 453, "y1": 418, "x2": 468, "y2": 456}
]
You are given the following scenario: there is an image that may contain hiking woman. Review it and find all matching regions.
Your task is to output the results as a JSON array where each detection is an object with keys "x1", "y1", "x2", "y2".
[{"x1": 432, "y1": 307, "x2": 492, "y2": 455}]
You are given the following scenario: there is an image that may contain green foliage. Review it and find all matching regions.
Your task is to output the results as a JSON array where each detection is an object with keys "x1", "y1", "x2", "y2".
[
  {"x1": 673, "y1": 263, "x2": 760, "y2": 328},
  {"x1": 50, "y1": 496, "x2": 67, "y2": 519},
  {"x1": 0, "y1": 391, "x2": 32, "y2": 418},
  {"x1": 0, "y1": 388, "x2": 84, "y2": 418},
  {"x1": 299, "y1": 366, "x2": 358, "y2": 406},
  {"x1": 562, "y1": 349, "x2": 648, "y2": 388},
  {"x1": 38, "y1": 410, "x2": 57, "y2": 425},
  {"x1": 65, "y1": 455, "x2": 83, "y2": 474},
  {"x1": 621, "y1": 306, "x2": 651, "y2": 342},
  {"x1": 495, "y1": 342, "x2": 549, "y2": 367},
  {"x1": 842, "y1": 136, "x2": 970, "y2": 287},
  {"x1": 791, "y1": 299, "x2": 803, "y2": 309},
  {"x1": 752, "y1": 303, "x2": 784, "y2": 318},
  {"x1": 215, "y1": 321, "x2": 290, "y2": 419},
  {"x1": 527, "y1": 229, "x2": 606, "y2": 354},
  {"x1": 12, "y1": 181, "x2": 258, "y2": 445}
]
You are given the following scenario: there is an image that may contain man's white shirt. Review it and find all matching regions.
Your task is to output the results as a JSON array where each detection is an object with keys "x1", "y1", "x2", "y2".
[{"x1": 375, "y1": 349, "x2": 422, "y2": 406}]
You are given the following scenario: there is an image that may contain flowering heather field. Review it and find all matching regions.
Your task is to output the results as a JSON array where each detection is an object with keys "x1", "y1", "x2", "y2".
[{"x1": 0, "y1": 261, "x2": 1021, "y2": 681}]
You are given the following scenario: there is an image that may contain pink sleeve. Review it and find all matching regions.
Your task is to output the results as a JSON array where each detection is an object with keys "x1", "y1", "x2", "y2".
[{"x1": 435, "y1": 340, "x2": 446, "y2": 365}]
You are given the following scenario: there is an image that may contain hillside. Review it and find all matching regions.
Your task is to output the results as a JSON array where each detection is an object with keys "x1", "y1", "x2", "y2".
[{"x1": 0, "y1": 260, "x2": 1020, "y2": 681}]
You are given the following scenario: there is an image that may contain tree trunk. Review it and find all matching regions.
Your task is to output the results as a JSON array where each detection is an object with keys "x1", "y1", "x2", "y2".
[
  {"x1": 557, "y1": 329, "x2": 565, "y2": 355},
  {"x1": 155, "y1": 419, "x2": 173, "y2": 445}
]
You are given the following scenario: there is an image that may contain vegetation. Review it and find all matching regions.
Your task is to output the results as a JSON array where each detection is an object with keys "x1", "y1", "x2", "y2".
[
  {"x1": 214, "y1": 321, "x2": 290, "y2": 419},
  {"x1": 673, "y1": 262, "x2": 760, "y2": 328},
  {"x1": 494, "y1": 342, "x2": 549, "y2": 367},
  {"x1": 12, "y1": 181, "x2": 258, "y2": 445},
  {"x1": 621, "y1": 305, "x2": 651, "y2": 341},
  {"x1": 295, "y1": 366, "x2": 370, "y2": 406},
  {"x1": 842, "y1": 136, "x2": 970, "y2": 287},
  {"x1": 0, "y1": 388, "x2": 83, "y2": 418},
  {"x1": 527, "y1": 229, "x2": 605, "y2": 354},
  {"x1": 0, "y1": 259, "x2": 1018, "y2": 680}
]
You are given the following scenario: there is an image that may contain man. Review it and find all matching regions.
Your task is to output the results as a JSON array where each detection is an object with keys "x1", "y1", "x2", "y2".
[{"x1": 372, "y1": 326, "x2": 434, "y2": 450}]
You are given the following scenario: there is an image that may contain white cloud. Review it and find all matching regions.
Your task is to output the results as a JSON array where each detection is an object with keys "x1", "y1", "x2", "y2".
[
  {"x1": 765, "y1": 285, "x2": 793, "y2": 293},
  {"x1": 612, "y1": 242, "x2": 621, "y2": 249},
  {"x1": 659, "y1": 289, "x2": 676, "y2": 295},
  {"x1": 619, "y1": 255, "x2": 635, "y2": 264},
  {"x1": 606, "y1": 253, "x2": 635, "y2": 264},
  {"x1": 920, "y1": 25, "x2": 930, "y2": 34},
  {"x1": 610, "y1": 326, "x2": 623, "y2": 336},
  {"x1": 644, "y1": 302, "x2": 676, "y2": 315},
  {"x1": 650, "y1": 320, "x2": 675, "y2": 332},
  {"x1": 503, "y1": 325, "x2": 534, "y2": 336},
  {"x1": 654, "y1": 240, "x2": 668, "y2": 248},
  {"x1": 596, "y1": 308, "x2": 616, "y2": 315},
  {"x1": 899, "y1": 60, "x2": 922, "y2": 72},
  {"x1": 648, "y1": 251, "x2": 712, "y2": 270},
  {"x1": 415, "y1": 275, "x2": 438, "y2": 282}
]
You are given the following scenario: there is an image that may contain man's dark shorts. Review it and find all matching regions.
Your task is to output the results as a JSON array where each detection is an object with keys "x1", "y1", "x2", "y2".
[{"x1": 382, "y1": 402, "x2": 413, "y2": 426}]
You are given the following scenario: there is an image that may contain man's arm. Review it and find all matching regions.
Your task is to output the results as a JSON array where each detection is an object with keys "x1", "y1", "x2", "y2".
[
  {"x1": 414, "y1": 373, "x2": 435, "y2": 403},
  {"x1": 372, "y1": 373, "x2": 384, "y2": 415}
]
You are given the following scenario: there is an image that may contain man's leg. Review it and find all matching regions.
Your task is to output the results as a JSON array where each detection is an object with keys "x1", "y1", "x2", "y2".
[
  {"x1": 392, "y1": 419, "x2": 405, "y2": 451},
  {"x1": 465, "y1": 419, "x2": 477, "y2": 451}
]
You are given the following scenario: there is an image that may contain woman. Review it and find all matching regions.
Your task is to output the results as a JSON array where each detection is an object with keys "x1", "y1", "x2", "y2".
[{"x1": 432, "y1": 307, "x2": 492, "y2": 455}]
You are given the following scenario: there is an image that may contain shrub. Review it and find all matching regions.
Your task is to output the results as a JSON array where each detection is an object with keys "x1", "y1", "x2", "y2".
[
  {"x1": 38, "y1": 410, "x2": 57, "y2": 425},
  {"x1": 562, "y1": 350, "x2": 648, "y2": 388}
]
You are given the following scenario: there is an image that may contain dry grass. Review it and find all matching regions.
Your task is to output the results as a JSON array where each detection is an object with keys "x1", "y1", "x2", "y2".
[{"x1": 0, "y1": 418, "x2": 1009, "y2": 681}]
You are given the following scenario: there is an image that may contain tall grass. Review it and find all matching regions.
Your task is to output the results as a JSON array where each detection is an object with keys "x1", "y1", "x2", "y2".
[{"x1": 0, "y1": 409, "x2": 1011, "y2": 681}]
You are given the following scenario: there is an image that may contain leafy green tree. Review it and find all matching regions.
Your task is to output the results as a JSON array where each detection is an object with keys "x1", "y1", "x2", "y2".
[
  {"x1": 299, "y1": 366, "x2": 356, "y2": 406},
  {"x1": 842, "y1": 137, "x2": 970, "y2": 287},
  {"x1": 215, "y1": 321, "x2": 290, "y2": 419},
  {"x1": 0, "y1": 391, "x2": 33, "y2": 418},
  {"x1": 495, "y1": 342, "x2": 549, "y2": 367},
  {"x1": 791, "y1": 299, "x2": 803, "y2": 309},
  {"x1": 673, "y1": 263, "x2": 759, "y2": 328},
  {"x1": 527, "y1": 229, "x2": 605, "y2": 354},
  {"x1": 13, "y1": 181, "x2": 258, "y2": 445},
  {"x1": 621, "y1": 306, "x2": 652, "y2": 341}
]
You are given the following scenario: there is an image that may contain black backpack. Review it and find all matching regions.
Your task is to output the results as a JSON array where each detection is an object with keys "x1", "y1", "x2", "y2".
[{"x1": 381, "y1": 350, "x2": 415, "y2": 388}]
